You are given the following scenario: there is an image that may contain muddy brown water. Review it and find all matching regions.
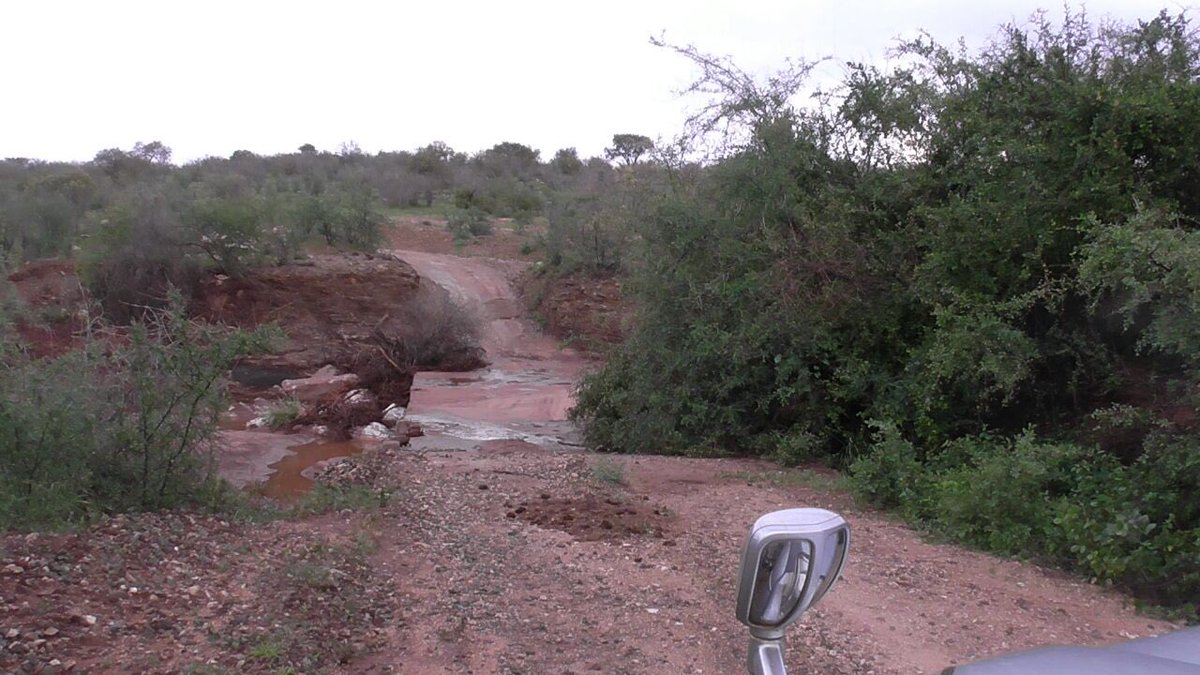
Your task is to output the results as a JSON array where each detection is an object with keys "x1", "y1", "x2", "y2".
[
  {"x1": 230, "y1": 364, "x2": 301, "y2": 389},
  {"x1": 261, "y1": 440, "x2": 364, "y2": 498}
]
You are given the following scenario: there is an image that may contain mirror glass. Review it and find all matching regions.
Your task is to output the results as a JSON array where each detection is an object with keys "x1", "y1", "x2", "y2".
[
  {"x1": 748, "y1": 539, "x2": 814, "y2": 627},
  {"x1": 809, "y1": 528, "x2": 849, "y2": 606}
]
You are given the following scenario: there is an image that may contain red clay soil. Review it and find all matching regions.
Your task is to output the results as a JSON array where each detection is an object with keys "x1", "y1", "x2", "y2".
[
  {"x1": 521, "y1": 271, "x2": 627, "y2": 349},
  {"x1": 191, "y1": 252, "x2": 422, "y2": 372},
  {"x1": 5, "y1": 260, "x2": 87, "y2": 358},
  {"x1": 385, "y1": 216, "x2": 540, "y2": 261},
  {"x1": 1, "y1": 446, "x2": 1179, "y2": 675},
  {"x1": 7, "y1": 260, "x2": 81, "y2": 309}
]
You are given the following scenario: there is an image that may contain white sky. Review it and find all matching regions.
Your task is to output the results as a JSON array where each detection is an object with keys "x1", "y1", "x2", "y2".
[{"x1": 1, "y1": 0, "x2": 1190, "y2": 163}]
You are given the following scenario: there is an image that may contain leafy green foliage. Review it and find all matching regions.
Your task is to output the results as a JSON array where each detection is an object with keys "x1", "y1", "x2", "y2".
[
  {"x1": 1080, "y1": 207, "x2": 1200, "y2": 366},
  {"x1": 604, "y1": 134, "x2": 654, "y2": 166},
  {"x1": 847, "y1": 422, "x2": 928, "y2": 512},
  {"x1": 185, "y1": 195, "x2": 263, "y2": 276},
  {"x1": 77, "y1": 191, "x2": 204, "y2": 323},
  {"x1": 572, "y1": 12, "x2": 1200, "y2": 614},
  {"x1": 446, "y1": 207, "x2": 492, "y2": 242},
  {"x1": 0, "y1": 292, "x2": 274, "y2": 530},
  {"x1": 590, "y1": 457, "x2": 626, "y2": 485},
  {"x1": 264, "y1": 399, "x2": 303, "y2": 429}
]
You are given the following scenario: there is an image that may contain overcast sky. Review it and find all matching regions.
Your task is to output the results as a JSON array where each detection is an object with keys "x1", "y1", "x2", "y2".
[{"x1": 2, "y1": 0, "x2": 1190, "y2": 163}]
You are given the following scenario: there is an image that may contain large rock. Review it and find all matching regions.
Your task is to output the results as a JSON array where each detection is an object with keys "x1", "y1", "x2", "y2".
[
  {"x1": 354, "y1": 422, "x2": 393, "y2": 440},
  {"x1": 394, "y1": 420, "x2": 423, "y2": 439},
  {"x1": 281, "y1": 366, "x2": 360, "y2": 403},
  {"x1": 382, "y1": 404, "x2": 407, "y2": 426}
]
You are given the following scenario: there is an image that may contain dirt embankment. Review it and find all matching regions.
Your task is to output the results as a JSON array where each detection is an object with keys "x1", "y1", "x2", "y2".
[
  {"x1": 386, "y1": 214, "x2": 629, "y2": 352},
  {"x1": 5, "y1": 260, "x2": 88, "y2": 359},
  {"x1": 520, "y1": 271, "x2": 626, "y2": 350},
  {"x1": 192, "y1": 252, "x2": 422, "y2": 373}
]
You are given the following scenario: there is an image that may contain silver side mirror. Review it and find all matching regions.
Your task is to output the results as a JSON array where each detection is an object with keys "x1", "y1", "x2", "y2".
[{"x1": 736, "y1": 508, "x2": 850, "y2": 675}]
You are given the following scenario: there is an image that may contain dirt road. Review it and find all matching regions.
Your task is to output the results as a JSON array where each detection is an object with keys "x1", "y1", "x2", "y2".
[
  {"x1": 396, "y1": 250, "x2": 587, "y2": 450},
  {"x1": 362, "y1": 249, "x2": 1175, "y2": 674}
]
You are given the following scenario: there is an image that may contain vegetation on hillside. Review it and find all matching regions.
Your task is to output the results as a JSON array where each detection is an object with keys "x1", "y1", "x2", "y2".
[
  {"x1": 0, "y1": 137, "x2": 632, "y2": 318},
  {"x1": 0, "y1": 132, "x2": 628, "y2": 531},
  {"x1": 570, "y1": 11, "x2": 1200, "y2": 616}
]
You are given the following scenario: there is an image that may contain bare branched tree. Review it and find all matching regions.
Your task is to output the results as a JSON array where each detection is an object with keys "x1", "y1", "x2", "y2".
[{"x1": 651, "y1": 35, "x2": 826, "y2": 159}]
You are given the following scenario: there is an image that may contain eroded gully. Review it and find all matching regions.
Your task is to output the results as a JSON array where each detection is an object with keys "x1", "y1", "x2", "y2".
[{"x1": 395, "y1": 250, "x2": 588, "y2": 453}]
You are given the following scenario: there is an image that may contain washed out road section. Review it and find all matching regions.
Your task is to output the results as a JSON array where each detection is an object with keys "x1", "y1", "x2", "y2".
[{"x1": 393, "y1": 249, "x2": 588, "y2": 450}]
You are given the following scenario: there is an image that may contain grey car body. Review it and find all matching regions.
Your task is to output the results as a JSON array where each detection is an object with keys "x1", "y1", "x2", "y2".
[{"x1": 943, "y1": 626, "x2": 1200, "y2": 674}]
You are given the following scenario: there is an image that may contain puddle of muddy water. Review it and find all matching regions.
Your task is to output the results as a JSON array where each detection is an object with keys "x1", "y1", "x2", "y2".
[
  {"x1": 261, "y1": 440, "x2": 364, "y2": 499},
  {"x1": 231, "y1": 364, "x2": 300, "y2": 389}
]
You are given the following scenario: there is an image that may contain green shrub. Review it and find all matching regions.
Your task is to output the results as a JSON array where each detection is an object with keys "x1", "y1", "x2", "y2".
[
  {"x1": 77, "y1": 195, "x2": 202, "y2": 323},
  {"x1": 183, "y1": 196, "x2": 264, "y2": 276},
  {"x1": 848, "y1": 421, "x2": 929, "y2": 512},
  {"x1": 928, "y1": 434, "x2": 1086, "y2": 554},
  {"x1": 0, "y1": 292, "x2": 274, "y2": 530},
  {"x1": 330, "y1": 184, "x2": 385, "y2": 250},
  {"x1": 590, "y1": 457, "x2": 626, "y2": 485},
  {"x1": 769, "y1": 428, "x2": 823, "y2": 466},
  {"x1": 1055, "y1": 431, "x2": 1200, "y2": 607},
  {"x1": 852, "y1": 425, "x2": 1199, "y2": 614},
  {"x1": 289, "y1": 189, "x2": 384, "y2": 252},
  {"x1": 446, "y1": 207, "x2": 492, "y2": 241},
  {"x1": 264, "y1": 398, "x2": 303, "y2": 429}
]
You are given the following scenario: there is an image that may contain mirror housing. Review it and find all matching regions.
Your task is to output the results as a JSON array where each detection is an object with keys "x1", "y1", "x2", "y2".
[{"x1": 735, "y1": 508, "x2": 850, "y2": 640}]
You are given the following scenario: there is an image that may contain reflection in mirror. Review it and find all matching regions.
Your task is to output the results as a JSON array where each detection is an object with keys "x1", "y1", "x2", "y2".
[
  {"x1": 748, "y1": 539, "x2": 814, "y2": 627},
  {"x1": 808, "y1": 527, "x2": 849, "y2": 608}
]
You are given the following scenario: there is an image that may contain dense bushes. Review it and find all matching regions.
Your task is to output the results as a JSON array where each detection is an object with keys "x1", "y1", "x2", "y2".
[
  {"x1": 571, "y1": 11, "x2": 1200, "y2": 614},
  {"x1": 446, "y1": 207, "x2": 493, "y2": 242},
  {"x1": 77, "y1": 191, "x2": 204, "y2": 322},
  {"x1": 1, "y1": 145, "x2": 394, "y2": 322},
  {"x1": 848, "y1": 427, "x2": 1200, "y2": 611},
  {"x1": 1, "y1": 138, "x2": 633, "y2": 319},
  {"x1": 0, "y1": 293, "x2": 274, "y2": 530}
]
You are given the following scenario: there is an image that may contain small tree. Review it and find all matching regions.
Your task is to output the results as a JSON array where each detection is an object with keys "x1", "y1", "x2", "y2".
[
  {"x1": 183, "y1": 195, "x2": 263, "y2": 276},
  {"x1": 0, "y1": 291, "x2": 275, "y2": 528},
  {"x1": 604, "y1": 134, "x2": 654, "y2": 166},
  {"x1": 551, "y1": 147, "x2": 584, "y2": 175},
  {"x1": 131, "y1": 141, "x2": 172, "y2": 165},
  {"x1": 412, "y1": 141, "x2": 455, "y2": 175}
]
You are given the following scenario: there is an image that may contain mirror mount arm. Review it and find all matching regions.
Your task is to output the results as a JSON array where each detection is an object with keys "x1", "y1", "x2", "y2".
[
  {"x1": 747, "y1": 636, "x2": 789, "y2": 675},
  {"x1": 749, "y1": 626, "x2": 787, "y2": 641}
]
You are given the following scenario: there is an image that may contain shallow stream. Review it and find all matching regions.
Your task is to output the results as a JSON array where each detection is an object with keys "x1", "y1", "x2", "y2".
[{"x1": 218, "y1": 249, "x2": 588, "y2": 497}]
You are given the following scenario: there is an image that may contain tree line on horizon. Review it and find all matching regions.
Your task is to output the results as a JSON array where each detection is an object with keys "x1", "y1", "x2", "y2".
[{"x1": 0, "y1": 132, "x2": 660, "y2": 319}]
